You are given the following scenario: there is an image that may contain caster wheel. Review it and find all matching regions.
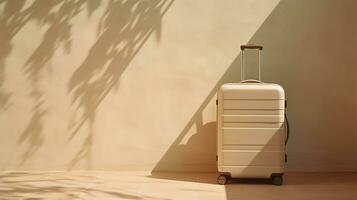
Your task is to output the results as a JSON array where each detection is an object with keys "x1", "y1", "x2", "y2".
[
  {"x1": 217, "y1": 175, "x2": 229, "y2": 185},
  {"x1": 271, "y1": 175, "x2": 283, "y2": 186}
]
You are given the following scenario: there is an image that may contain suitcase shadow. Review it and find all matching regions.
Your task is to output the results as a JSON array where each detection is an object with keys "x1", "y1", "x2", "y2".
[
  {"x1": 151, "y1": 121, "x2": 218, "y2": 175},
  {"x1": 149, "y1": 172, "x2": 219, "y2": 184},
  {"x1": 228, "y1": 177, "x2": 273, "y2": 185}
]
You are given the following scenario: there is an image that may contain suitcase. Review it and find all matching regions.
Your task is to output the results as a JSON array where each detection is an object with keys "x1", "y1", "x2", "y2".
[{"x1": 216, "y1": 45, "x2": 289, "y2": 185}]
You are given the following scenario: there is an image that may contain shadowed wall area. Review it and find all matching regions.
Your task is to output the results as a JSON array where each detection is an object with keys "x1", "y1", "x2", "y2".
[
  {"x1": 0, "y1": 0, "x2": 356, "y2": 172},
  {"x1": 152, "y1": 0, "x2": 357, "y2": 173}
]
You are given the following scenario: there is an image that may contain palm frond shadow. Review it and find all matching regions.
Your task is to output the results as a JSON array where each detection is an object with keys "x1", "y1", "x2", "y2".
[{"x1": 67, "y1": 0, "x2": 174, "y2": 169}]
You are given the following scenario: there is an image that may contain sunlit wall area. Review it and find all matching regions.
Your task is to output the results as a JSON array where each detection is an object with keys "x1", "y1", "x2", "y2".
[{"x1": 0, "y1": 0, "x2": 356, "y2": 172}]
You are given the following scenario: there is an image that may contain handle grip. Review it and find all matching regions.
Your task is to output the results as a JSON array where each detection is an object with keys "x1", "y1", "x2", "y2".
[{"x1": 240, "y1": 44, "x2": 263, "y2": 50}]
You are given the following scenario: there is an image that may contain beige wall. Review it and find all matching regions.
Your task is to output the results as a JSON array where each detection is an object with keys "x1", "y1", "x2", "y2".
[{"x1": 0, "y1": 0, "x2": 356, "y2": 172}]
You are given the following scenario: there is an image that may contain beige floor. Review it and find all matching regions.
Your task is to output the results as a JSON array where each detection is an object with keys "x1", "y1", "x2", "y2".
[{"x1": 0, "y1": 171, "x2": 356, "y2": 200}]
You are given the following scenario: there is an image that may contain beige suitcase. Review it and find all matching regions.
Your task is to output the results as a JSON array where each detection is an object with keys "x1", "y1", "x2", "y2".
[{"x1": 216, "y1": 45, "x2": 289, "y2": 185}]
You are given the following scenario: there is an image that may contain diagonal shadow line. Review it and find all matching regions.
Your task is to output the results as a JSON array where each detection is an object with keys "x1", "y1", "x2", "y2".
[
  {"x1": 152, "y1": 0, "x2": 357, "y2": 186},
  {"x1": 151, "y1": 1, "x2": 283, "y2": 173},
  {"x1": 151, "y1": 54, "x2": 242, "y2": 172},
  {"x1": 68, "y1": 0, "x2": 175, "y2": 140}
]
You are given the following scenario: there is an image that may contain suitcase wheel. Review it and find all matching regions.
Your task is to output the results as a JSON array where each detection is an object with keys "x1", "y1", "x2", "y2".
[
  {"x1": 271, "y1": 175, "x2": 283, "y2": 186},
  {"x1": 217, "y1": 174, "x2": 230, "y2": 185}
]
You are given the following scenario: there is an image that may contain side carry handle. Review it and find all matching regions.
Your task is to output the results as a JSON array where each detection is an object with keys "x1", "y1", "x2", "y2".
[{"x1": 240, "y1": 44, "x2": 263, "y2": 81}]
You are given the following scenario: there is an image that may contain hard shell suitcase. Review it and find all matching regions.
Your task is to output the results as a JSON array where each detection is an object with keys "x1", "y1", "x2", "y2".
[{"x1": 216, "y1": 45, "x2": 289, "y2": 185}]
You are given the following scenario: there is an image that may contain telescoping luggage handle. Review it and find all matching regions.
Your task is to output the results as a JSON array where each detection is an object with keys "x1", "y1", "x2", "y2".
[{"x1": 240, "y1": 44, "x2": 263, "y2": 81}]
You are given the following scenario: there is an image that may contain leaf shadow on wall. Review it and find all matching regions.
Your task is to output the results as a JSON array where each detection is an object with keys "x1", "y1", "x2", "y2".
[
  {"x1": 0, "y1": 0, "x2": 28, "y2": 112},
  {"x1": 8, "y1": 0, "x2": 102, "y2": 166},
  {"x1": 67, "y1": 0, "x2": 174, "y2": 170}
]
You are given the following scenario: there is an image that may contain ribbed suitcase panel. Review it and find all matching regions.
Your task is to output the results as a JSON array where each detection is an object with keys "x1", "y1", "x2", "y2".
[
  {"x1": 223, "y1": 122, "x2": 283, "y2": 128},
  {"x1": 217, "y1": 83, "x2": 286, "y2": 178},
  {"x1": 223, "y1": 128, "x2": 284, "y2": 145},
  {"x1": 223, "y1": 115, "x2": 284, "y2": 123},
  {"x1": 222, "y1": 150, "x2": 284, "y2": 166},
  {"x1": 223, "y1": 109, "x2": 284, "y2": 115},
  {"x1": 221, "y1": 166, "x2": 284, "y2": 178},
  {"x1": 223, "y1": 99, "x2": 285, "y2": 110}
]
